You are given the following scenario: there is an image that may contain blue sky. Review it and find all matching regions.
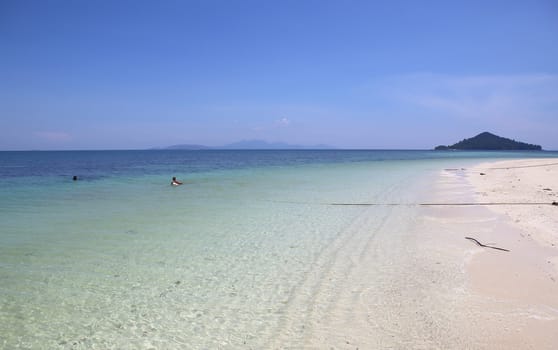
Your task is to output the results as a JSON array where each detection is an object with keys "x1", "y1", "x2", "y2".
[{"x1": 1, "y1": 0, "x2": 557, "y2": 150}]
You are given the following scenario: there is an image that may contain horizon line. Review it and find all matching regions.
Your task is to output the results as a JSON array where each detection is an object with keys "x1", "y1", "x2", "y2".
[{"x1": 0, "y1": 148, "x2": 555, "y2": 152}]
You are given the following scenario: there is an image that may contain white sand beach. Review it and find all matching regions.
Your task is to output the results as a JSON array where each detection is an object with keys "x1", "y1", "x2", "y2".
[
  {"x1": 465, "y1": 159, "x2": 558, "y2": 348},
  {"x1": 417, "y1": 158, "x2": 558, "y2": 349},
  {"x1": 273, "y1": 158, "x2": 558, "y2": 349},
  {"x1": 470, "y1": 159, "x2": 558, "y2": 250}
]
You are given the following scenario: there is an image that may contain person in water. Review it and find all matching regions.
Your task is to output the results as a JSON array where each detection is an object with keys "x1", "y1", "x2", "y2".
[
  {"x1": 171, "y1": 177, "x2": 183, "y2": 186},
  {"x1": 73, "y1": 176, "x2": 78, "y2": 181}
]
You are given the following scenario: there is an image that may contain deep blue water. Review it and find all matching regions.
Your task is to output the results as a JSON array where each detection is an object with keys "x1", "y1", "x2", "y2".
[{"x1": 2, "y1": 149, "x2": 557, "y2": 181}]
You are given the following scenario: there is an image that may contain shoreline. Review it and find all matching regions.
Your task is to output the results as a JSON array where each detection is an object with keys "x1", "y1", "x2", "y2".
[
  {"x1": 467, "y1": 159, "x2": 558, "y2": 347},
  {"x1": 2, "y1": 155, "x2": 557, "y2": 348},
  {"x1": 270, "y1": 158, "x2": 558, "y2": 349},
  {"x1": 439, "y1": 158, "x2": 558, "y2": 348}
]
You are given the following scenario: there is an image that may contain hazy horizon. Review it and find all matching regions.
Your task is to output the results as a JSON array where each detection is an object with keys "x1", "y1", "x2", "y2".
[{"x1": 2, "y1": 1, "x2": 557, "y2": 151}]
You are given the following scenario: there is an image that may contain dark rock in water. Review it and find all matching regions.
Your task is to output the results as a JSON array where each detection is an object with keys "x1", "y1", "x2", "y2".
[{"x1": 435, "y1": 132, "x2": 542, "y2": 150}]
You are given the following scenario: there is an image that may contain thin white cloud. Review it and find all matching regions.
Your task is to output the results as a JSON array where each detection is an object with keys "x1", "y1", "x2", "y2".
[
  {"x1": 250, "y1": 117, "x2": 293, "y2": 133},
  {"x1": 378, "y1": 73, "x2": 558, "y2": 123},
  {"x1": 34, "y1": 131, "x2": 73, "y2": 142},
  {"x1": 250, "y1": 126, "x2": 265, "y2": 132},
  {"x1": 275, "y1": 117, "x2": 291, "y2": 127},
  {"x1": 356, "y1": 72, "x2": 558, "y2": 148}
]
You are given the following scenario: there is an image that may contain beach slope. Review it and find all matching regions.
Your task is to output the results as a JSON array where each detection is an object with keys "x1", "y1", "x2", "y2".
[{"x1": 465, "y1": 159, "x2": 558, "y2": 348}]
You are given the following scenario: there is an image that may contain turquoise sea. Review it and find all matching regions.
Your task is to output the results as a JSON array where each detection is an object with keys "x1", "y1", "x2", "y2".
[{"x1": 1, "y1": 150, "x2": 557, "y2": 349}]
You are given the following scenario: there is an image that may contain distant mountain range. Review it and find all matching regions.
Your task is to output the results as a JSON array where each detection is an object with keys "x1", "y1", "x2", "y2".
[
  {"x1": 162, "y1": 140, "x2": 333, "y2": 150},
  {"x1": 435, "y1": 132, "x2": 542, "y2": 151},
  {"x1": 164, "y1": 144, "x2": 212, "y2": 150}
]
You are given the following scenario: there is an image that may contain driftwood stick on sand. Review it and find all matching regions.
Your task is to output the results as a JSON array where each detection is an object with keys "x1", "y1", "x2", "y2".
[{"x1": 465, "y1": 237, "x2": 510, "y2": 252}]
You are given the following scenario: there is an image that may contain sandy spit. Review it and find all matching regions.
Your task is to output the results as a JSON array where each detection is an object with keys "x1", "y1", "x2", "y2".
[
  {"x1": 465, "y1": 159, "x2": 558, "y2": 349},
  {"x1": 269, "y1": 159, "x2": 558, "y2": 349}
]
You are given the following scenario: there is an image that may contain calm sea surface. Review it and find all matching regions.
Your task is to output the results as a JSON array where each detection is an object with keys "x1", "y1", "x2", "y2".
[{"x1": 1, "y1": 150, "x2": 556, "y2": 348}]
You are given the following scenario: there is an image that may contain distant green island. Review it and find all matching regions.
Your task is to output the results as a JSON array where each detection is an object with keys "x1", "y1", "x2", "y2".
[{"x1": 435, "y1": 132, "x2": 542, "y2": 151}]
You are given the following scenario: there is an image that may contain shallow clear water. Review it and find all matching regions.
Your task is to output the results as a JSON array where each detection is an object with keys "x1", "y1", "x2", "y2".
[{"x1": 1, "y1": 150, "x2": 557, "y2": 348}]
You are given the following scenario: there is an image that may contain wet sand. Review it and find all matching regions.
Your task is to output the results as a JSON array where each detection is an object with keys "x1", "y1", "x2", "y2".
[
  {"x1": 277, "y1": 159, "x2": 558, "y2": 349},
  {"x1": 466, "y1": 159, "x2": 558, "y2": 348},
  {"x1": 427, "y1": 159, "x2": 558, "y2": 349}
]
